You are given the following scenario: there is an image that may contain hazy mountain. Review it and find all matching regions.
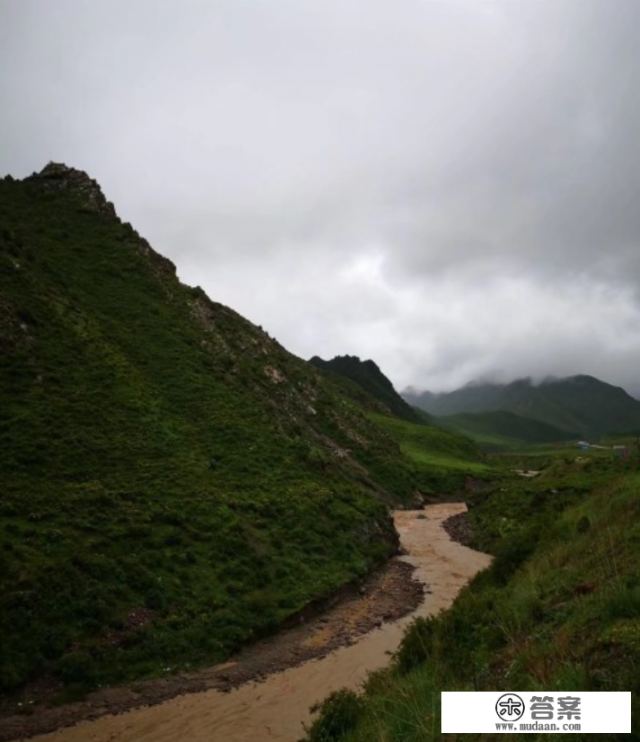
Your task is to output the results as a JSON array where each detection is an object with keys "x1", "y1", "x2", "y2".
[
  {"x1": 310, "y1": 354, "x2": 426, "y2": 424},
  {"x1": 405, "y1": 375, "x2": 640, "y2": 438},
  {"x1": 441, "y1": 410, "x2": 580, "y2": 448}
]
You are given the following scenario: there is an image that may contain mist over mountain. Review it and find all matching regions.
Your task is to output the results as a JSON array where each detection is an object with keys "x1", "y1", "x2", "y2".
[
  {"x1": 404, "y1": 374, "x2": 640, "y2": 439},
  {"x1": 4, "y1": 1, "x2": 640, "y2": 396}
]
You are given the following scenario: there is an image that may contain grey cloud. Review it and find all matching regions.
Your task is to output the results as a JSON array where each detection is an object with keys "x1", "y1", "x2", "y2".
[{"x1": 2, "y1": 0, "x2": 640, "y2": 395}]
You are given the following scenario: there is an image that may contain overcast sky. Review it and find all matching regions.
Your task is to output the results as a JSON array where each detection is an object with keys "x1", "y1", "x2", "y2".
[{"x1": 2, "y1": 0, "x2": 640, "y2": 394}]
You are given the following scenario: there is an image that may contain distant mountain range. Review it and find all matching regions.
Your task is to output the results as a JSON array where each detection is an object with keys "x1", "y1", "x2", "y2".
[
  {"x1": 439, "y1": 410, "x2": 580, "y2": 449},
  {"x1": 404, "y1": 375, "x2": 640, "y2": 439}
]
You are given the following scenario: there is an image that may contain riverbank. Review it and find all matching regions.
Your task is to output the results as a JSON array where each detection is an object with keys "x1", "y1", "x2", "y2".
[
  {"x1": 4, "y1": 503, "x2": 491, "y2": 742},
  {"x1": 1, "y1": 547, "x2": 424, "y2": 741},
  {"x1": 303, "y1": 455, "x2": 640, "y2": 741}
]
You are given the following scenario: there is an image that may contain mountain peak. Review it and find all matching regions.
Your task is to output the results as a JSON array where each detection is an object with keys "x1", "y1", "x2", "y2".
[
  {"x1": 26, "y1": 162, "x2": 116, "y2": 218},
  {"x1": 310, "y1": 354, "x2": 425, "y2": 423}
]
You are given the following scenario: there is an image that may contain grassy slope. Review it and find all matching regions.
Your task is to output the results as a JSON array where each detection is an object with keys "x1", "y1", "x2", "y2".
[
  {"x1": 0, "y1": 172, "x2": 420, "y2": 699},
  {"x1": 369, "y1": 413, "x2": 493, "y2": 494},
  {"x1": 304, "y1": 450, "x2": 640, "y2": 741},
  {"x1": 441, "y1": 410, "x2": 579, "y2": 451}
]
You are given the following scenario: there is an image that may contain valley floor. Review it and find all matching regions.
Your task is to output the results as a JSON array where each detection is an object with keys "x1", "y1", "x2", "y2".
[
  {"x1": 1, "y1": 504, "x2": 489, "y2": 742},
  {"x1": 304, "y1": 448, "x2": 640, "y2": 741}
]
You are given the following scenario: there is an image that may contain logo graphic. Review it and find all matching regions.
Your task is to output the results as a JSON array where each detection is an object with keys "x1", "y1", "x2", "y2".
[{"x1": 495, "y1": 693, "x2": 525, "y2": 722}]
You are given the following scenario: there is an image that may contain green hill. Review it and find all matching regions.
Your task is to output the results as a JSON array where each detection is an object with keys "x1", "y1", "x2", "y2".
[
  {"x1": 0, "y1": 163, "x2": 422, "y2": 698},
  {"x1": 405, "y1": 375, "x2": 640, "y2": 438},
  {"x1": 310, "y1": 355, "x2": 425, "y2": 424},
  {"x1": 370, "y1": 413, "x2": 491, "y2": 494},
  {"x1": 307, "y1": 356, "x2": 486, "y2": 492},
  {"x1": 441, "y1": 410, "x2": 579, "y2": 449}
]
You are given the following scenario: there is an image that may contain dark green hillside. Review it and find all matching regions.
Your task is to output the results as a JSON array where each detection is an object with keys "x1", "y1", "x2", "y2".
[
  {"x1": 0, "y1": 164, "x2": 416, "y2": 698},
  {"x1": 442, "y1": 410, "x2": 579, "y2": 449},
  {"x1": 406, "y1": 375, "x2": 640, "y2": 438},
  {"x1": 310, "y1": 355, "x2": 425, "y2": 424},
  {"x1": 540, "y1": 374, "x2": 640, "y2": 437}
]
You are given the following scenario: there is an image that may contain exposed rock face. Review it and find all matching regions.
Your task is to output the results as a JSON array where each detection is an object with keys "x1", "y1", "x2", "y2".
[{"x1": 27, "y1": 162, "x2": 117, "y2": 219}]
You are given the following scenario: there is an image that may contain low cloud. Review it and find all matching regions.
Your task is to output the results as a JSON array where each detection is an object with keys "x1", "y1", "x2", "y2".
[{"x1": 2, "y1": 0, "x2": 640, "y2": 394}]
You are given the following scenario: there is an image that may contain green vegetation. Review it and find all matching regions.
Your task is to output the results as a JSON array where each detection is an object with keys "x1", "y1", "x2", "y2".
[
  {"x1": 370, "y1": 413, "x2": 493, "y2": 494},
  {"x1": 0, "y1": 167, "x2": 427, "y2": 701},
  {"x1": 8, "y1": 164, "x2": 636, "y2": 735},
  {"x1": 441, "y1": 410, "x2": 579, "y2": 451},
  {"x1": 309, "y1": 353, "x2": 491, "y2": 494},
  {"x1": 304, "y1": 447, "x2": 640, "y2": 740}
]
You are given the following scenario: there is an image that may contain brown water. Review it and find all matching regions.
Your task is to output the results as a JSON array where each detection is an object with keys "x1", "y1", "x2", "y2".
[{"x1": 31, "y1": 503, "x2": 490, "y2": 742}]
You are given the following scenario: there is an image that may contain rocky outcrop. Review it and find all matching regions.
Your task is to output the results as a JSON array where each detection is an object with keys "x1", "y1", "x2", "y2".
[
  {"x1": 26, "y1": 163, "x2": 178, "y2": 284},
  {"x1": 27, "y1": 162, "x2": 117, "y2": 219}
]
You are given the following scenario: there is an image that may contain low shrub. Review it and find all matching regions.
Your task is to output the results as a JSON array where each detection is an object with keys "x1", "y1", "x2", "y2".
[{"x1": 305, "y1": 689, "x2": 365, "y2": 742}]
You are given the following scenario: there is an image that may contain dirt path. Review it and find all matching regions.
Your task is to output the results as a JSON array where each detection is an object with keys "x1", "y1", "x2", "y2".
[{"x1": 10, "y1": 503, "x2": 491, "y2": 742}]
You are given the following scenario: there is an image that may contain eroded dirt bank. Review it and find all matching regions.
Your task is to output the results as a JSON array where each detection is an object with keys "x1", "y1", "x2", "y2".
[{"x1": 8, "y1": 503, "x2": 491, "y2": 742}]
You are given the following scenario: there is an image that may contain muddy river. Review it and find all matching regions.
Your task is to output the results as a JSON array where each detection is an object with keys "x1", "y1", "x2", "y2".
[{"x1": 28, "y1": 503, "x2": 490, "y2": 742}]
